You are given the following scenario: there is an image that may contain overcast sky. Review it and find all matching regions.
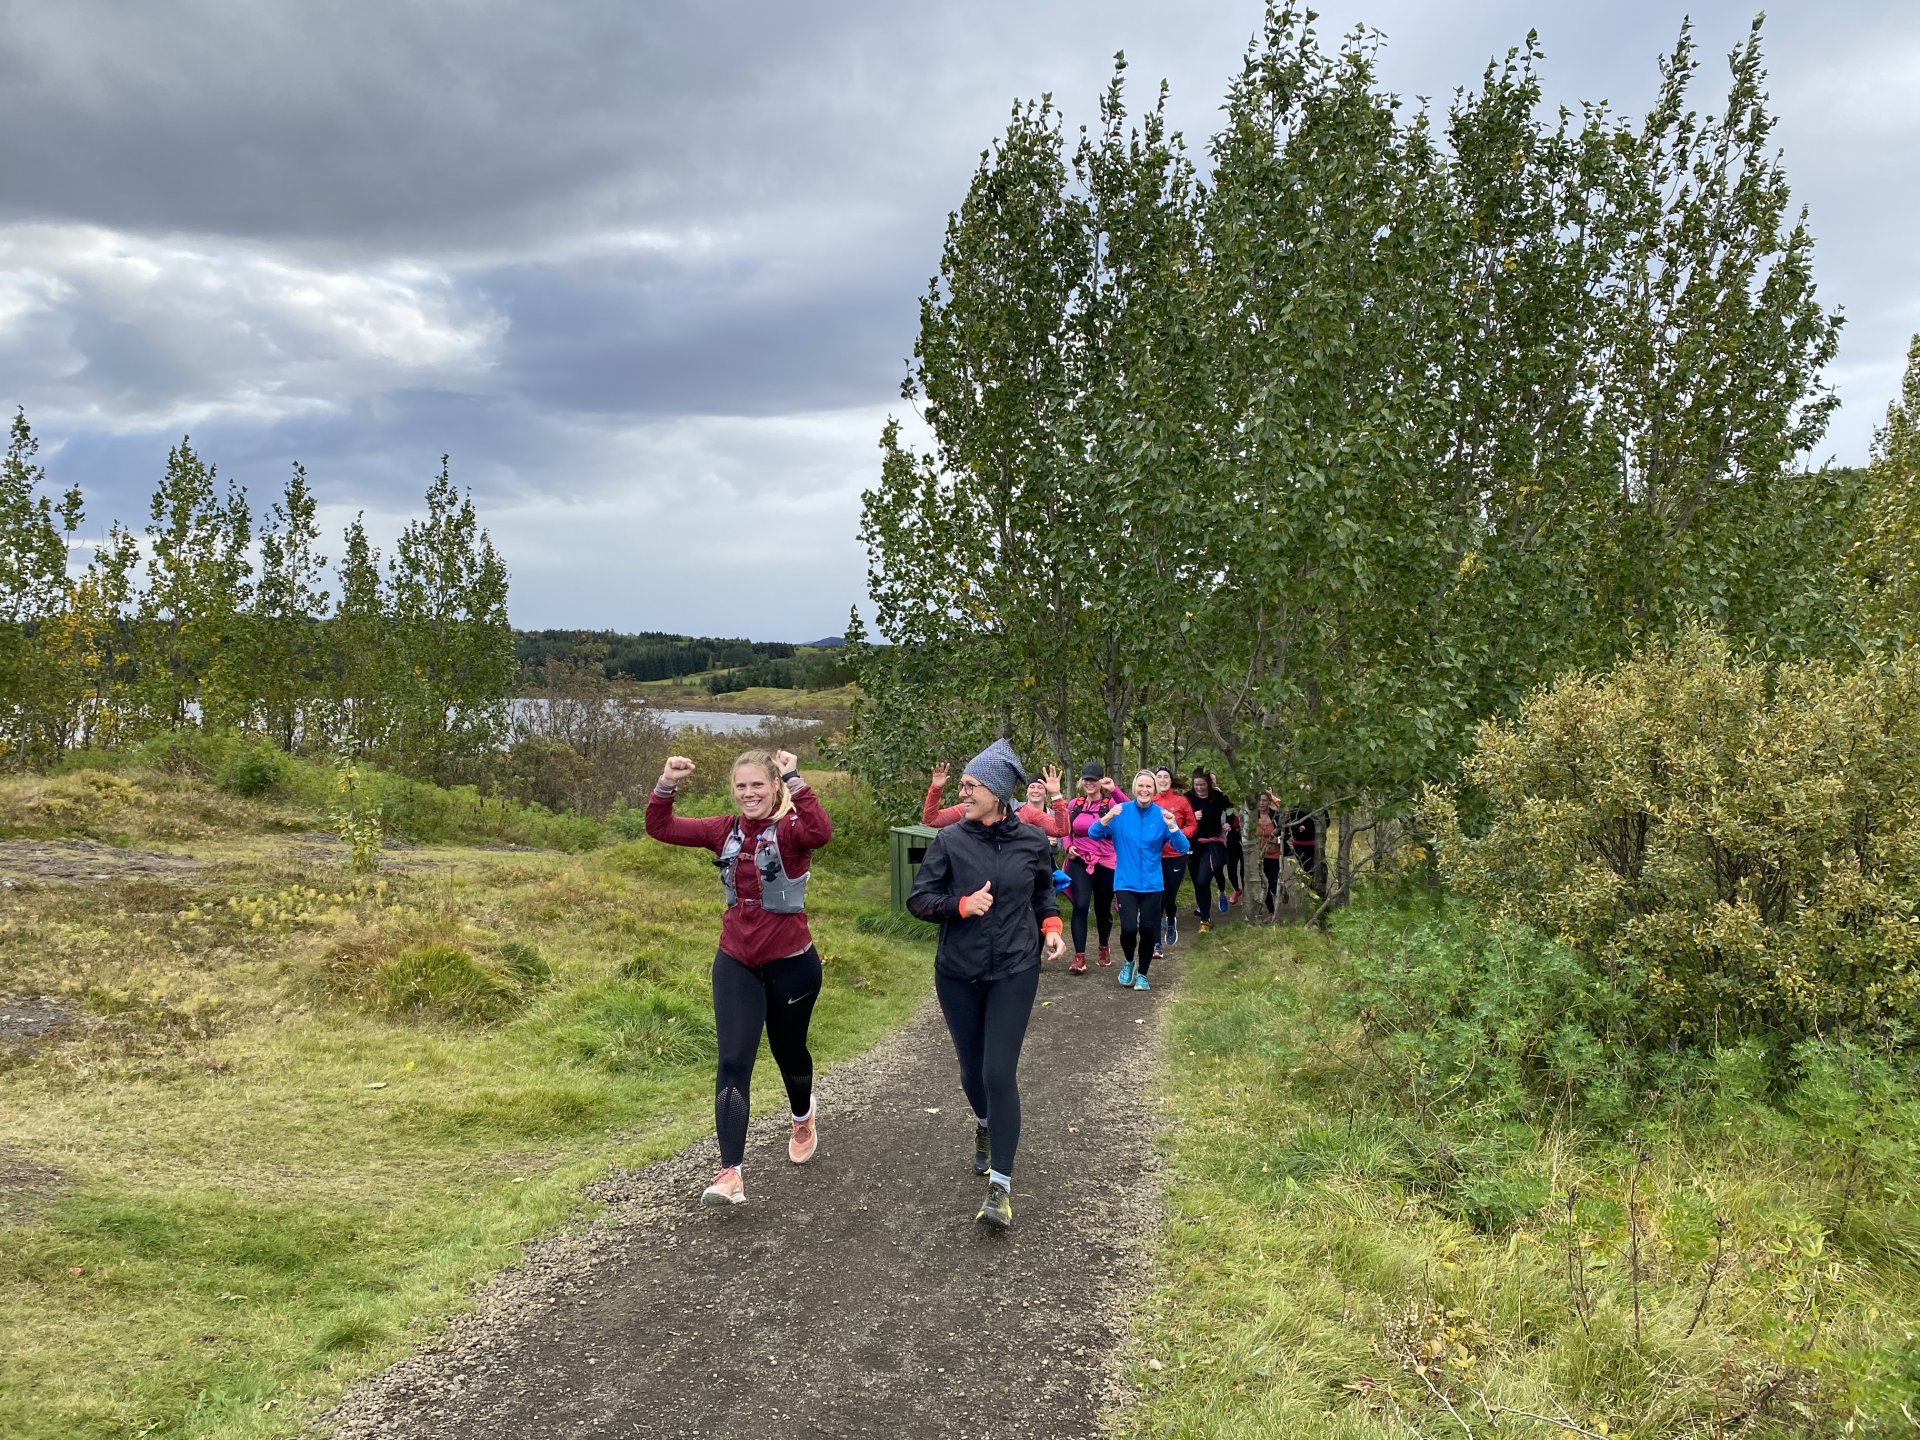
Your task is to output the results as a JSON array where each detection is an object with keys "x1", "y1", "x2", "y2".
[{"x1": 3, "y1": 2, "x2": 1915, "y2": 641}]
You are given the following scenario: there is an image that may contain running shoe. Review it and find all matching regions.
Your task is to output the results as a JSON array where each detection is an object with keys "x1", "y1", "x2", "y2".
[
  {"x1": 1068, "y1": 952, "x2": 1087, "y2": 975},
  {"x1": 973, "y1": 1124, "x2": 990, "y2": 1176},
  {"x1": 1152, "y1": 943, "x2": 1164, "y2": 960},
  {"x1": 1198, "y1": 920, "x2": 1212, "y2": 934},
  {"x1": 1167, "y1": 916, "x2": 1179, "y2": 946},
  {"x1": 1117, "y1": 959, "x2": 1135, "y2": 987},
  {"x1": 1097, "y1": 945, "x2": 1111, "y2": 968},
  {"x1": 1230, "y1": 888, "x2": 1243, "y2": 906},
  {"x1": 976, "y1": 1180, "x2": 1013, "y2": 1230},
  {"x1": 1218, "y1": 893, "x2": 1230, "y2": 915},
  {"x1": 788, "y1": 1104, "x2": 817, "y2": 1165},
  {"x1": 1133, "y1": 973, "x2": 1151, "y2": 991},
  {"x1": 701, "y1": 1166, "x2": 745, "y2": 1206}
]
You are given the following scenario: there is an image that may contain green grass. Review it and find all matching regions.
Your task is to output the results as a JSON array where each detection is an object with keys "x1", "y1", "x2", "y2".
[
  {"x1": 0, "y1": 766, "x2": 926, "y2": 1440},
  {"x1": 1119, "y1": 915, "x2": 1920, "y2": 1439}
]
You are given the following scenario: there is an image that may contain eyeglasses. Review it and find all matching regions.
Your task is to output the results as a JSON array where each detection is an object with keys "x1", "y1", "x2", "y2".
[{"x1": 957, "y1": 780, "x2": 982, "y2": 794}]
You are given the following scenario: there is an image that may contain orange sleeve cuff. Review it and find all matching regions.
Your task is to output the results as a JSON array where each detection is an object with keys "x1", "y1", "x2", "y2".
[
  {"x1": 1041, "y1": 916, "x2": 1063, "y2": 936},
  {"x1": 957, "y1": 895, "x2": 971, "y2": 919}
]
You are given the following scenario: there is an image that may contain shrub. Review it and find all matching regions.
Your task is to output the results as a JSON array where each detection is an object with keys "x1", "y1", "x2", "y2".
[
  {"x1": 217, "y1": 739, "x2": 292, "y2": 797},
  {"x1": 370, "y1": 944, "x2": 516, "y2": 1024},
  {"x1": 1334, "y1": 906, "x2": 1695, "y2": 1126},
  {"x1": 1422, "y1": 627, "x2": 1920, "y2": 1052},
  {"x1": 497, "y1": 940, "x2": 552, "y2": 989}
]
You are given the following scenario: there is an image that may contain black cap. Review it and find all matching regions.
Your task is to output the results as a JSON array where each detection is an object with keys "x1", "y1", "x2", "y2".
[{"x1": 1079, "y1": 761, "x2": 1105, "y2": 781}]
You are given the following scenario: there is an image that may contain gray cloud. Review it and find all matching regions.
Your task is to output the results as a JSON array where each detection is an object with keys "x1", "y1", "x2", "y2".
[{"x1": 2, "y1": 1, "x2": 1915, "y2": 638}]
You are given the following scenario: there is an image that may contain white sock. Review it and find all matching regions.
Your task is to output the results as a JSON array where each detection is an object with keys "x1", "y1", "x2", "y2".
[
  {"x1": 988, "y1": 1169, "x2": 1012, "y2": 1191},
  {"x1": 792, "y1": 1097, "x2": 815, "y2": 1123},
  {"x1": 975, "y1": 1115, "x2": 989, "y2": 1131}
]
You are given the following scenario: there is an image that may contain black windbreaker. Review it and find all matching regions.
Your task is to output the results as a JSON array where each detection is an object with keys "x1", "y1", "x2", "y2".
[{"x1": 907, "y1": 812, "x2": 1057, "y2": 981}]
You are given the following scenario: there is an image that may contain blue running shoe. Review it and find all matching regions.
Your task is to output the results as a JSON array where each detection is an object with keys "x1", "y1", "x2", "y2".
[
  {"x1": 1218, "y1": 893, "x2": 1230, "y2": 915},
  {"x1": 1117, "y1": 960, "x2": 1135, "y2": 987},
  {"x1": 1133, "y1": 973, "x2": 1152, "y2": 991},
  {"x1": 1168, "y1": 916, "x2": 1179, "y2": 945}
]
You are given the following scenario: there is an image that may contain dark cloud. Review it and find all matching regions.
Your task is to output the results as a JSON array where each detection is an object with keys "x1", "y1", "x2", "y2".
[{"x1": 2, "y1": 1, "x2": 1914, "y2": 636}]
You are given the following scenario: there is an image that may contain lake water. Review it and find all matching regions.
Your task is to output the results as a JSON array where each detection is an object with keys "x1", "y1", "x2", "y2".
[
  {"x1": 507, "y1": 699, "x2": 813, "y2": 735},
  {"x1": 652, "y1": 709, "x2": 814, "y2": 734}
]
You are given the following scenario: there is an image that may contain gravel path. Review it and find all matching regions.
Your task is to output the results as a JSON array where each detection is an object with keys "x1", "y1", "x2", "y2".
[{"x1": 316, "y1": 949, "x2": 1177, "y2": 1440}]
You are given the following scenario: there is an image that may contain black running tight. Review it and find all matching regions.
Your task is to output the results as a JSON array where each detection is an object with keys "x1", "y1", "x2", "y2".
[
  {"x1": 1190, "y1": 840, "x2": 1229, "y2": 919},
  {"x1": 1066, "y1": 857, "x2": 1114, "y2": 952},
  {"x1": 712, "y1": 946, "x2": 820, "y2": 1169},
  {"x1": 1159, "y1": 855, "x2": 1187, "y2": 928},
  {"x1": 1116, "y1": 889, "x2": 1165, "y2": 972},
  {"x1": 935, "y1": 965, "x2": 1040, "y2": 1178},
  {"x1": 1263, "y1": 856, "x2": 1282, "y2": 915}
]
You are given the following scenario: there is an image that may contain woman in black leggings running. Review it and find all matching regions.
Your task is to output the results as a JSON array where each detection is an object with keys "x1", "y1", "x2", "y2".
[
  {"x1": 646, "y1": 747, "x2": 832, "y2": 1207},
  {"x1": 1184, "y1": 769, "x2": 1234, "y2": 933},
  {"x1": 908, "y1": 739, "x2": 1067, "y2": 1230},
  {"x1": 1063, "y1": 764, "x2": 1121, "y2": 971}
]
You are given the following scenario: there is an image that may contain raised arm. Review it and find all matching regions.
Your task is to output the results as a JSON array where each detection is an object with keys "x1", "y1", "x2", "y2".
[
  {"x1": 644, "y1": 757, "x2": 731, "y2": 850},
  {"x1": 783, "y1": 776, "x2": 834, "y2": 849}
]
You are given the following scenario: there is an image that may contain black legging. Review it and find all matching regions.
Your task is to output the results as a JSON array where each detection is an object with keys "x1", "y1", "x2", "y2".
[
  {"x1": 1116, "y1": 890, "x2": 1166, "y2": 972},
  {"x1": 934, "y1": 965, "x2": 1040, "y2": 1178},
  {"x1": 1224, "y1": 836, "x2": 1244, "y2": 893},
  {"x1": 1066, "y1": 856, "x2": 1114, "y2": 952},
  {"x1": 1159, "y1": 856, "x2": 1187, "y2": 929},
  {"x1": 712, "y1": 946, "x2": 820, "y2": 1169},
  {"x1": 1263, "y1": 856, "x2": 1282, "y2": 915},
  {"x1": 1190, "y1": 839, "x2": 1229, "y2": 920}
]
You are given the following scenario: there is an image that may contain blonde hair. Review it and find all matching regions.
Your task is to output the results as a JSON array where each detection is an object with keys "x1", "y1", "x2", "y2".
[
  {"x1": 732, "y1": 749, "x2": 795, "y2": 820},
  {"x1": 1132, "y1": 769, "x2": 1158, "y2": 790}
]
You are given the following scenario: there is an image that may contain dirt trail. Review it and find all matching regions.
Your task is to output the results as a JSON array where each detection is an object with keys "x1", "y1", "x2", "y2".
[{"x1": 318, "y1": 950, "x2": 1178, "y2": 1440}]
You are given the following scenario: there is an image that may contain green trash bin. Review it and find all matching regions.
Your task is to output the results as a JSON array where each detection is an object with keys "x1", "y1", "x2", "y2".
[{"x1": 889, "y1": 823, "x2": 940, "y2": 913}]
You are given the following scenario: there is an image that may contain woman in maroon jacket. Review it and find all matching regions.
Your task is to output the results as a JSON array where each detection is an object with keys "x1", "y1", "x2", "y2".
[{"x1": 646, "y1": 746, "x2": 833, "y2": 1207}]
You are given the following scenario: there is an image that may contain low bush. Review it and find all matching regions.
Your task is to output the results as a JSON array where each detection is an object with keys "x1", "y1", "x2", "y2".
[
  {"x1": 496, "y1": 940, "x2": 551, "y2": 989},
  {"x1": 216, "y1": 738, "x2": 291, "y2": 797},
  {"x1": 369, "y1": 944, "x2": 518, "y2": 1024},
  {"x1": 1334, "y1": 904, "x2": 1703, "y2": 1126},
  {"x1": 1423, "y1": 626, "x2": 1920, "y2": 1057}
]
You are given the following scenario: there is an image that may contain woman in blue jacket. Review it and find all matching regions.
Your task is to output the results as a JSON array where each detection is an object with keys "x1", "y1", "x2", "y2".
[{"x1": 1089, "y1": 770, "x2": 1190, "y2": 991}]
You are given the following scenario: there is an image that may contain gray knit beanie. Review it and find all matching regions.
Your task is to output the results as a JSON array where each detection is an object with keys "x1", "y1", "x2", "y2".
[{"x1": 963, "y1": 738, "x2": 1027, "y2": 809}]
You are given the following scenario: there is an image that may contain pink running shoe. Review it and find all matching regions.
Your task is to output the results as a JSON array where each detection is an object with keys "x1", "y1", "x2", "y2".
[
  {"x1": 701, "y1": 1166, "x2": 745, "y2": 1206},
  {"x1": 789, "y1": 1103, "x2": 818, "y2": 1165}
]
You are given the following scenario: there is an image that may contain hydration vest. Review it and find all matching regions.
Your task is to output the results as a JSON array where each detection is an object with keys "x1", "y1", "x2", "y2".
[{"x1": 717, "y1": 814, "x2": 808, "y2": 914}]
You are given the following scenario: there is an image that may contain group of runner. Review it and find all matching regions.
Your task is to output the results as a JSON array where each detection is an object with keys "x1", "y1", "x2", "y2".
[{"x1": 644, "y1": 740, "x2": 1322, "y2": 1233}]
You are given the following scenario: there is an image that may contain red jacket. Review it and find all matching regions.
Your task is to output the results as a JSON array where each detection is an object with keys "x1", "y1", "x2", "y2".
[
  {"x1": 1153, "y1": 791, "x2": 1197, "y2": 859},
  {"x1": 923, "y1": 784, "x2": 1070, "y2": 838},
  {"x1": 646, "y1": 777, "x2": 832, "y2": 965}
]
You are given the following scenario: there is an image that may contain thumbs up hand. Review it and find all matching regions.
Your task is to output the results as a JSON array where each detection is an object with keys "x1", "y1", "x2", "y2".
[{"x1": 962, "y1": 878, "x2": 995, "y2": 918}]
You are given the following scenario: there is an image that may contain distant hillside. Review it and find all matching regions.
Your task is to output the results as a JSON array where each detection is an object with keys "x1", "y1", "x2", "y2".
[{"x1": 513, "y1": 629, "x2": 854, "y2": 693}]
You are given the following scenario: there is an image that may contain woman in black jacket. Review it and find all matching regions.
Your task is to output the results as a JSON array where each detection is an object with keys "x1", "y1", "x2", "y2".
[{"x1": 908, "y1": 738, "x2": 1067, "y2": 1229}]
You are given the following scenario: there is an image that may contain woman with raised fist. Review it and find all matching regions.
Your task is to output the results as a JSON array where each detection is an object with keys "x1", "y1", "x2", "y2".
[
  {"x1": 645, "y1": 746, "x2": 833, "y2": 1207},
  {"x1": 908, "y1": 739, "x2": 1067, "y2": 1230},
  {"x1": 1090, "y1": 770, "x2": 1190, "y2": 991}
]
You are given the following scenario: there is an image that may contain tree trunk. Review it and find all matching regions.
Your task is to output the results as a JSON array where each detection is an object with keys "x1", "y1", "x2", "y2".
[{"x1": 1335, "y1": 811, "x2": 1357, "y2": 911}]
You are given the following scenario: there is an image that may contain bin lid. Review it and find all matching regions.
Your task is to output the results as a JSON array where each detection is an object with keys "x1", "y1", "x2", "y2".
[{"x1": 889, "y1": 824, "x2": 940, "y2": 839}]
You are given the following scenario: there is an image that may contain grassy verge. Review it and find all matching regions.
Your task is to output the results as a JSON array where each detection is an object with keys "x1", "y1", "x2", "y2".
[
  {"x1": 0, "y1": 765, "x2": 927, "y2": 1440},
  {"x1": 1121, "y1": 911, "x2": 1920, "y2": 1438}
]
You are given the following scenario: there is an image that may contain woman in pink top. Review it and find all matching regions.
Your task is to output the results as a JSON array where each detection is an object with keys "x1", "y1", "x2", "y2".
[
  {"x1": 1062, "y1": 763, "x2": 1121, "y2": 973},
  {"x1": 923, "y1": 761, "x2": 1069, "y2": 836}
]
